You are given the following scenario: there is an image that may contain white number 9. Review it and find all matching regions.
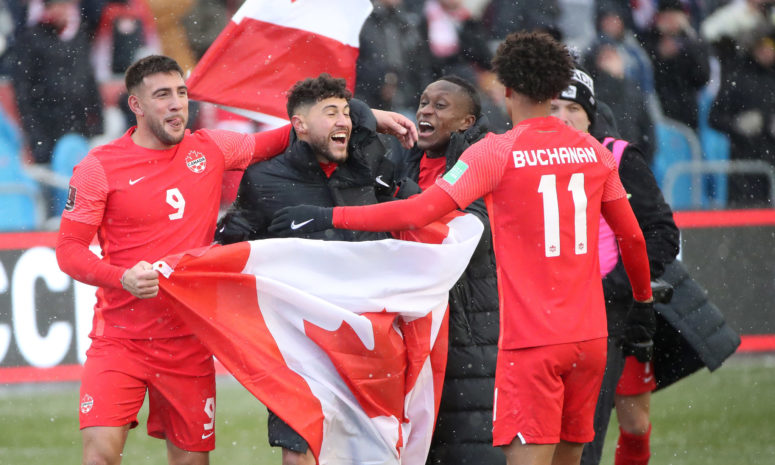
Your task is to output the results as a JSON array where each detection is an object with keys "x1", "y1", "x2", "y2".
[{"x1": 166, "y1": 188, "x2": 185, "y2": 220}]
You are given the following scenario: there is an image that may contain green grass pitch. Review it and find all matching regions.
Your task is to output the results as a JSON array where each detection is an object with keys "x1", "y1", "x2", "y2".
[{"x1": 1, "y1": 354, "x2": 772, "y2": 464}]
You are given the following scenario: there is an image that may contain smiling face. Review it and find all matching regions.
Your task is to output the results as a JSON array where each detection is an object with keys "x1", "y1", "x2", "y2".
[
  {"x1": 550, "y1": 98, "x2": 591, "y2": 133},
  {"x1": 129, "y1": 71, "x2": 188, "y2": 149},
  {"x1": 416, "y1": 80, "x2": 476, "y2": 157},
  {"x1": 293, "y1": 97, "x2": 352, "y2": 164}
]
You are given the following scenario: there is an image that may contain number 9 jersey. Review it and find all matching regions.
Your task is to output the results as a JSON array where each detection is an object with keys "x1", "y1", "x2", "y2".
[
  {"x1": 62, "y1": 127, "x2": 260, "y2": 339},
  {"x1": 436, "y1": 116, "x2": 627, "y2": 350}
]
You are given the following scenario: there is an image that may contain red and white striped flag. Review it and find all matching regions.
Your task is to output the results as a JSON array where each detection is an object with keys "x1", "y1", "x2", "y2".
[
  {"x1": 186, "y1": 0, "x2": 373, "y2": 127},
  {"x1": 154, "y1": 214, "x2": 483, "y2": 464}
]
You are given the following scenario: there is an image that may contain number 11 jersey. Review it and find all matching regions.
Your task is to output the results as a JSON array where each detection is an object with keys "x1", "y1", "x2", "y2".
[{"x1": 437, "y1": 116, "x2": 627, "y2": 350}]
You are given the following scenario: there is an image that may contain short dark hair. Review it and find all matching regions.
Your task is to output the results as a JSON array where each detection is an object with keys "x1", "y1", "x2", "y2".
[
  {"x1": 492, "y1": 31, "x2": 574, "y2": 103},
  {"x1": 125, "y1": 55, "x2": 184, "y2": 94},
  {"x1": 437, "y1": 75, "x2": 482, "y2": 119},
  {"x1": 286, "y1": 73, "x2": 352, "y2": 119}
]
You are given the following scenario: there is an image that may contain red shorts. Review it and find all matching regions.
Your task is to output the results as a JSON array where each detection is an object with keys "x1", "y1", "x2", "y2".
[
  {"x1": 493, "y1": 338, "x2": 607, "y2": 446},
  {"x1": 79, "y1": 335, "x2": 216, "y2": 452},
  {"x1": 616, "y1": 356, "x2": 656, "y2": 396}
]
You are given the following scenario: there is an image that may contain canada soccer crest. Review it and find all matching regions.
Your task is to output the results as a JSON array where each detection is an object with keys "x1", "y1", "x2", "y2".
[
  {"x1": 186, "y1": 151, "x2": 207, "y2": 173},
  {"x1": 81, "y1": 393, "x2": 94, "y2": 414}
]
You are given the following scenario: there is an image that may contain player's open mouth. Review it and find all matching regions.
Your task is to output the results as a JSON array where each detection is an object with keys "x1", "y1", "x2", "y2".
[
  {"x1": 331, "y1": 132, "x2": 348, "y2": 146},
  {"x1": 418, "y1": 121, "x2": 434, "y2": 136}
]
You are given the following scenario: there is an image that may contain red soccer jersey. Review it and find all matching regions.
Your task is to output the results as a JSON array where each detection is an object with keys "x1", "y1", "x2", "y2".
[
  {"x1": 62, "y1": 127, "x2": 259, "y2": 339},
  {"x1": 436, "y1": 117, "x2": 626, "y2": 349}
]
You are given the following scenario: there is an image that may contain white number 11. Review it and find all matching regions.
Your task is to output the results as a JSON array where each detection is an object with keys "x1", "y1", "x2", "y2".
[{"x1": 537, "y1": 173, "x2": 587, "y2": 257}]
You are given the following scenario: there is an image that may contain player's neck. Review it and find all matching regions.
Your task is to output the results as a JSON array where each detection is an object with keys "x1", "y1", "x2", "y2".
[{"x1": 506, "y1": 93, "x2": 551, "y2": 126}]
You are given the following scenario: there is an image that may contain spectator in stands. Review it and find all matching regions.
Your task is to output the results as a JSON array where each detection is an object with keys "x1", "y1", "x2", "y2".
[
  {"x1": 482, "y1": 0, "x2": 560, "y2": 49},
  {"x1": 556, "y1": 0, "x2": 596, "y2": 54},
  {"x1": 640, "y1": 0, "x2": 710, "y2": 129},
  {"x1": 710, "y1": 32, "x2": 775, "y2": 207},
  {"x1": 420, "y1": 0, "x2": 492, "y2": 82},
  {"x1": 182, "y1": 0, "x2": 229, "y2": 62},
  {"x1": 91, "y1": 0, "x2": 160, "y2": 82},
  {"x1": 146, "y1": 0, "x2": 197, "y2": 73},
  {"x1": 10, "y1": 0, "x2": 103, "y2": 165},
  {"x1": 594, "y1": 4, "x2": 657, "y2": 97},
  {"x1": 701, "y1": 0, "x2": 775, "y2": 65},
  {"x1": 355, "y1": 0, "x2": 430, "y2": 116},
  {"x1": 585, "y1": 39, "x2": 656, "y2": 164},
  {"x1": 0, "y1": 0, "x2": 13, "y2": 76}
]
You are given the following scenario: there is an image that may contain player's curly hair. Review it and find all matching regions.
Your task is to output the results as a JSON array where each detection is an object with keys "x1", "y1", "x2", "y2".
[
  {"x1": 492, "y1": 31, "x2": 574, "y2": 103},
  {"x1": 286, "y1": 73, "x2": 353, "y2": 119},
  {"x1": 125, "y1": 55, "x2": 184, "y2": 94}
]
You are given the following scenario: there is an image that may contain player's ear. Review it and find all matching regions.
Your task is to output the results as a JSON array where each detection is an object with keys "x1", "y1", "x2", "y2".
[
  {"x1": 128, "y1": 94, "x2": 143, "y2": 117},
  {"x1": 291, "y1": 115, "x2": 307, "y2": 135},
  {"x1": 459, "y1": 114, "x2": 476, "y2": 132}
]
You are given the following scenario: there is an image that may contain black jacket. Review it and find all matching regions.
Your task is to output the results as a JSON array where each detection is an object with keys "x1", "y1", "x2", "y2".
[
  {"x1": 216, "y1": 100, "x2": 394, "y2": 244},
  {"x1": 640, "y1": 28, "x2": 710, "y2": 129},
  {"x1": 394, "y1": 117, "x2": 502, "y2": 465},
  {"x1": 653, "y1": 260, "x2": 741, "y2": 390}
]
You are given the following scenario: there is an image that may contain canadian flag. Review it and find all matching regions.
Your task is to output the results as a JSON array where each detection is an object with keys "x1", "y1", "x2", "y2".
[
  {"x1": 186, "y1": 0, "x2": 373, "y2": 127},
  {"x1": 154, "y1": 214, "x2": 483, "y2": 464}
]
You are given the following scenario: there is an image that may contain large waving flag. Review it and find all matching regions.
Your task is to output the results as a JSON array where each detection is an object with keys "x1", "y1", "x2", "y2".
[
  {"x1": 154, "y1": 214, "x2": 483, "y2": 464},
  {"x1": 186, "y1": 0, "x2": 373, "y2": 127}
]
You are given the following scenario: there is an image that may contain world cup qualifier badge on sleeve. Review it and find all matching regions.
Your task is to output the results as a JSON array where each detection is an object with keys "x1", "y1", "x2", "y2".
[{"x1": 443, "y1": 160, "x2": 468, "y2": 185}]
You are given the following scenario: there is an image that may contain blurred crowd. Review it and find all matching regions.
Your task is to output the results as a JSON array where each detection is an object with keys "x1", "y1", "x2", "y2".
[{"x1": 1, "y1": 0, "x2": 775, "y2": 229}]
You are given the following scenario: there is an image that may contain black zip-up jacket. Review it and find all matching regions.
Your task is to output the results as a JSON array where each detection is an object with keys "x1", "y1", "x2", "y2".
[{"x1": 216, "y1": 100, "x2": 394, "y2": 244}]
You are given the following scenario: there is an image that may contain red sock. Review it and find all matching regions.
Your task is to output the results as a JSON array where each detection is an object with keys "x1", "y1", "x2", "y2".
[{"x1": 614, "y1": 424, "x2": 651, "y2": 465}]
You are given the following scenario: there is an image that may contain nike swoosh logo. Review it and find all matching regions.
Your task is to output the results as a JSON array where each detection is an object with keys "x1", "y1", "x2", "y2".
[
  {"x1": 643, "y1": 375, "x2": 654, "y2": 383},
  {"x1": 129, "y1": 176, "x2": 145, "y2": 185},
  {"x1": 375, "y1": 175, "x2": 390, "y2": 188},
  {"x1": 290, "y1": 218, "x2": 314, "y2": 230},
  {"x1": 202, "y1": 431, "x2": 214, "y2": 439}
]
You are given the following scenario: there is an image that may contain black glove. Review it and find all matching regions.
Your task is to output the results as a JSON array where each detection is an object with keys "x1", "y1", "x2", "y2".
[
  {"x1": 622, "y1": 300, "x2": 657, "y2": 362},
  {"x1": 215, "y1": 211, "x2": 256, "y2": 244},
  {"x1": 268, "y1": 205, "x2": 333, "y2": 236},
  {"x1": 394, "y1": 177, "x2": 422, "y2": 199}
]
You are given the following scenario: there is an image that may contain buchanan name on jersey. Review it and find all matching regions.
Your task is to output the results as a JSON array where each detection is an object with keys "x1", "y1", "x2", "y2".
[{"x1": 512, "y1": 146, "x2": 597, "y2": 168}]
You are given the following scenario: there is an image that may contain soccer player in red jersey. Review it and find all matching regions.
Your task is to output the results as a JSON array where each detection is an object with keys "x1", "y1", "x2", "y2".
[
  {"x1": 55, "y1": 55, "x2": 417, "y2": 465},
  {"x1": 269, "y1": 32, "x2": 656, "y2": 465}
]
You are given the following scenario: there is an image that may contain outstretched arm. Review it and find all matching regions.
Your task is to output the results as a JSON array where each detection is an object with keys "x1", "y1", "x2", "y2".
[{"x1": 268, "y1": 185, "x2": 458, "y2": 235}]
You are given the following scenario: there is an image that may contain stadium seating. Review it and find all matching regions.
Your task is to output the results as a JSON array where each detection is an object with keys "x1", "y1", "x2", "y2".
[
  {"x1": 51, "y1": 133, "x2": 90, "y2": 213},
  {"x1": 651, "y1": 118, "x2": 700, "y2": 210},
  {"x1": 0, "y1": 110, "x2": 44, "y2": 231},
  {"x1": 697, "y1": 87, "x2": 730, "y2": 208}
]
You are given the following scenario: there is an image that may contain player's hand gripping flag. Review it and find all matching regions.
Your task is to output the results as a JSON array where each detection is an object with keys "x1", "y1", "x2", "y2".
[
  {"x1": 186, "y1": 0, "x2": 373, "y2": 127},
  {"x1": 153, "y1": 214, "x2": 483, "y2": 464}
]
